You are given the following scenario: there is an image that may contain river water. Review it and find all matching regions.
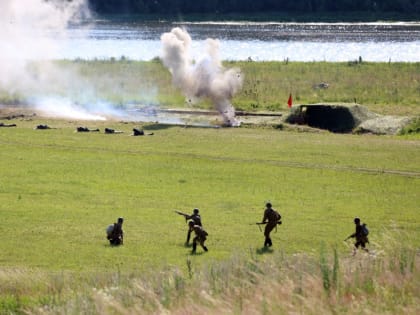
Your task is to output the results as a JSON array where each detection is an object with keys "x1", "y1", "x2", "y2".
[{"x1": 51, "y1": 20, "x2": 420, "y2": 62}]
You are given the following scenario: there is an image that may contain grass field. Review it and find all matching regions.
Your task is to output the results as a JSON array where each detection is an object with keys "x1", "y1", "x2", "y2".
[
  {"x1": 1, "y1": 60, "x2": 419, "y2": 116},
  {"x1": 0, "y1": 113, "x2": 419, "y2": 313},
  {"x1": 0, "y1": 59, "x2": 419, "y2": 313}
]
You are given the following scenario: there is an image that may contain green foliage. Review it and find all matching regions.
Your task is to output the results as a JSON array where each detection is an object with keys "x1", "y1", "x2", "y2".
[
  {"x1": 399, "y1": 116, "x2": 420, "y2": 135},
  {"x1": 319, "y1": 242, "x2": 331, "y2": 292}
]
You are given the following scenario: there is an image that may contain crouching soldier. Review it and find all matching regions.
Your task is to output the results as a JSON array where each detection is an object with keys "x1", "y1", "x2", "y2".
[
  {"x1": 188, "y1": 221, "x2": 208, "y2": 254},
  {"x1": 106, "y1": 217, "x2": 124, "y2": 246}
]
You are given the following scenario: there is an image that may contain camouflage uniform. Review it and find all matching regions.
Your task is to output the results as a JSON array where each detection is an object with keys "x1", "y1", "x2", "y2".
[{"x1": 262, "y1": 203, "x2": 281, "y2": 247}]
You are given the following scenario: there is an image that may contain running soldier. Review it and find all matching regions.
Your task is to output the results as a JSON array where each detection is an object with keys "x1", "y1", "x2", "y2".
[
  {"x1": 175, "y1": 208, "x2": 202, "y2": 245},
  {"x1": 261, "y1": 202, "x2": 281, "y2": 247},
  {"x1": 188, "y1": 221, "x2": 208, "y2": 254},
  {"x1": 346, "y1": 217, "x2": 369, "y2": 255}
]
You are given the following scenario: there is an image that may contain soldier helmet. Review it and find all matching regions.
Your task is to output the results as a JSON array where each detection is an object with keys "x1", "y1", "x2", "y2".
[
  {"x1": 118, "y1": 217, "x2": 124, "y2": 223},
  {"x1": 266, "y1": 202, "x2": 272, "y2": 208},
  {"x1": 193, "y1": 208, "x2": 199, "y2": 214},
  {"x1": 354, "y1": 217, "x2": 360, "y2": 224}
]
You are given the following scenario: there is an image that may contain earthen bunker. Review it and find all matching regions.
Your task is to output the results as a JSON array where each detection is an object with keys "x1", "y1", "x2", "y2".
[{"x1": 284, "y1": 103, "x2": 414, "y2": 135}]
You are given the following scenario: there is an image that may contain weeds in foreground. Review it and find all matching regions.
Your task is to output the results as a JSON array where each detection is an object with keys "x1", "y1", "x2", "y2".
[{"x1": 0, "y1": 231, "x2": 418, "y2": 315}]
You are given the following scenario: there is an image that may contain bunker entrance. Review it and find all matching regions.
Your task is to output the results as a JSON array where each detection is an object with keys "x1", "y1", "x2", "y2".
[{"x1": 286, "y1": 105, "x2": 357, "y2": 133}]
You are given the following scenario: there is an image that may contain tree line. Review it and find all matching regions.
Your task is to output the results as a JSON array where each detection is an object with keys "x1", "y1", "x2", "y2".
[{"x1": 87, "y1": 0, "x2": 420, "y2": 15}]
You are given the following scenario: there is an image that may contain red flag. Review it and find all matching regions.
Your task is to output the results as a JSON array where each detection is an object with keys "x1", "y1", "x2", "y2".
[{"x1": 287, "y1": 93, "x2": 293, "y2": 108}]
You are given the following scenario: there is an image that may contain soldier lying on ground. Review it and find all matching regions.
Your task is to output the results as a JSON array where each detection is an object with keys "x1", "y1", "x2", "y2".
[
  {"x1": 132, "y1": 128, "x2": 144, "y2": 136},
  {"x1": 76, "y1": 127, "x2": 100, "y2": 132},
  {"x1": 132, "y1": 128, "x2": 154, "y2": 136},
  {"x1": 35, "y1": 124, "x2": 52, "y2": 129},
  {"x1": 0, "y1": 122, "x2": 17, "y2": 127},
  {"x1": 105, "y1": 128, "x2": 123, "y2": 134}
]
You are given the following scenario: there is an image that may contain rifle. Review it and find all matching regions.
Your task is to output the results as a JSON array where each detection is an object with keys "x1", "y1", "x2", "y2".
[
  {"x1": 249, "y1": 222, "x2": 265, "y2": 232},
  {"x1": 251, "y1": 221, "x2": 282, "y2": 232},
  {"x1": 174, "y1": 210, "x2": 189, "y2": 222}
]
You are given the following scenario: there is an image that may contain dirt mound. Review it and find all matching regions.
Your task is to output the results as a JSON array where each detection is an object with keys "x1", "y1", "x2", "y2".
[
  {"x1": 285, "y1": 103, "x2": 413, "y2": 135},
  {"x1": 355, "y1": 115, "x2": 414, "y2": 135}
]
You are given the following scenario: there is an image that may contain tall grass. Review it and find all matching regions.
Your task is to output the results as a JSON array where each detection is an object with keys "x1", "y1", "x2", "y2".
[{"x1": 0, "y1": 231, "x2": 418, "y2": 314}]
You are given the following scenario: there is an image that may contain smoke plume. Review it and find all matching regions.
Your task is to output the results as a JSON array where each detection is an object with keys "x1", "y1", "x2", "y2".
[
  {"x1": 160, "y1": 27, "x2": 243, "y2": 126},
  {"x1": 0, "y1": 0, "x2": 111, "y2": 120}
]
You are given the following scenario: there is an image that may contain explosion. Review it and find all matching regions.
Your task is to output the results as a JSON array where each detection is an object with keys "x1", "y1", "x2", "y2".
[{"x1": 160, "y1": 27, "x2": 243, "y2": 126}]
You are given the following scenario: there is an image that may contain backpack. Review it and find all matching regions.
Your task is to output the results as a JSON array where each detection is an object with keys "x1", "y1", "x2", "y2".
[
  {"x1": 361, "y1": 223, "x2": 369, "y2": 236},
  {"x1": 106, "y1": 224, "x2": 114, "y2": 237},
  {"x1": 272, "y1": 209, "x2": 281, "y2": 222}
]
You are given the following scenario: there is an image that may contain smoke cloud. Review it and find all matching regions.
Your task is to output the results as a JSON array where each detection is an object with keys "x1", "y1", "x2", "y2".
[
  {"x1": 160, "y1": 27, "x2": 243, "y2": 126},
  {"x1": 0, "y1": 0, "x2": 113, "y2": 120}
]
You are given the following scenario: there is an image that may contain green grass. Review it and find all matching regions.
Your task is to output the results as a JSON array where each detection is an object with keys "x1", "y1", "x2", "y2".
[
  {"x1": 0, "y1": 227, "x2": 418, "y2": 314},
  {"x1": 1, "y1": 118, "x2": 419, "y2": 270},
  {"x1": 0, "y1": 117, "x2": 419, "y2": 313},
  {"x1": 1, "y1": 60, "x2": 419, "y2": 116},
  {"x1": 1, "y1": 55, "x2": 420, "y2": 312}
]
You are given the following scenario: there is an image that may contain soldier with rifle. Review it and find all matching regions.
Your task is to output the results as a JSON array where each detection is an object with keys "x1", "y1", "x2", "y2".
[
  {"x1": 175, "y1": 208, "x2": 202, "y2": 245},
  {"x1": 257, "y1": 202, "x2": 282, "y2": 247},
  {"x1": 345, "y1": 217, "x2": 369, "y2": 255}
]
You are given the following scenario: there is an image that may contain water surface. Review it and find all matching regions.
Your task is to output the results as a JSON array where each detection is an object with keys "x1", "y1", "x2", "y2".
[{"x1": 55, "y1": 21, "x2": 420, "y2": 62}]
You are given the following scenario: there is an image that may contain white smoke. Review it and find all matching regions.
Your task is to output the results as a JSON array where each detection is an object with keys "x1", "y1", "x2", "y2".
[
  {"x1": 0, "y1": 0, "x2": 89, "y2": 87},
  {"x1": 161, "y1": 27, "x2": 243, "y2": 126},
  {"x1": 33, "y1": 96, "x2": 106, "y2": 121},
  {"x1": 0, "y1": 0, "x2": 113, "y2": 121}
]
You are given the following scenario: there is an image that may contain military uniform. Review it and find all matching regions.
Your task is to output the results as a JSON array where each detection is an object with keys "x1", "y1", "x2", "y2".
[
  {"x1": 262, "y1": 203, "x2": 281, "y2": 247},
  {"x1": 189, "y1": 222, "x2": 208, "y2": 253},
  {"x1": 107, "y1": 218, "x2": 124, "y2": 246},
  {"x1": 185, "y1": 209, "x2": 202, "y2": 245},
  {"x1": 350, "y1": 219, "x2": 369, "y2": 250}
]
